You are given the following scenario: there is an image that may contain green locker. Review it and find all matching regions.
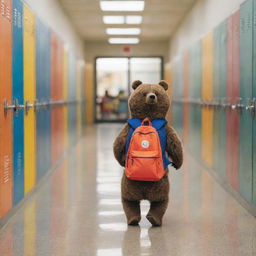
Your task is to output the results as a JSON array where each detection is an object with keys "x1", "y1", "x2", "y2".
[
  {"x1": 240, "y1": 0, "x2": 253, "y2": 203},
  {"x1": 213, "y1": 20, "x2": 228, "y2": 180},
  {"x1": 253, "y1": 0, "x2": 256, "y2": 207},
  {"x1": 189, "y1": 42, "x2": 202, "y2": 158}
]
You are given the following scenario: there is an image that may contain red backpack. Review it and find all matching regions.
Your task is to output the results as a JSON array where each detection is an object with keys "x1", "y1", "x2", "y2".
[{"x1": 125, "y1": 118, "x2": 166, "y2": 181}]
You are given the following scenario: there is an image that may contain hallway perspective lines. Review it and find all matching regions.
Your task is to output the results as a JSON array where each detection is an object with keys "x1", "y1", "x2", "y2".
[{"x1": 0, "y1": 124, "x2": 255, "y2": 256}]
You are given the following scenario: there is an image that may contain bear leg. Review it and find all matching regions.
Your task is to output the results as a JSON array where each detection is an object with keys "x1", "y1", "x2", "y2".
[
  {"x1": 146, "y1": 199, "x2": 168, "y2": 226},
  {"x1": 122, "y1": 199, "x2": 141, "y2": 226}
]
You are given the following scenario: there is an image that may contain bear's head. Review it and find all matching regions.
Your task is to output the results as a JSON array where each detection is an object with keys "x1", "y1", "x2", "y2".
[{"x1": 128, "y1": 80, "x2": 170, "y2": 120}]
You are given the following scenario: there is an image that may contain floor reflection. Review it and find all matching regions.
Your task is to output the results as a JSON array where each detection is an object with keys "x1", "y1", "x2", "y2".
[{"x1": 0, "y1": 124, "x2": 255, "y2": 256}]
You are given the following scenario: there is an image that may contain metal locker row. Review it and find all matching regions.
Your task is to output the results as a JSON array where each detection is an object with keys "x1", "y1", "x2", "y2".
[
  {"x1": 170, "y1": 0, "x2": 256, "y2": 208},
  {"x1": 0, "y1": 0, "x2": 85, "y2": 218}
]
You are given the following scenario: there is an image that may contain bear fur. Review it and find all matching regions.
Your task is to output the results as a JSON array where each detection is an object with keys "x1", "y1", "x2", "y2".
[{"x1": 113, "y1": 80, "x2": 183, "y2": 226}]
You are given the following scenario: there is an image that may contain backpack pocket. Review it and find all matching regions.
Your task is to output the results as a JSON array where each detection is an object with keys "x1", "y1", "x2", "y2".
[{"x1": 126, "y1": 151, "x2": 162, "y2": 181}]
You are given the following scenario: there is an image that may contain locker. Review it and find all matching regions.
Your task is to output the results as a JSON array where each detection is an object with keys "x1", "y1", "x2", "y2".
[
  {"x1": 36, "y1": 19, "x2": 51, "y2": 181},
  {"x1": 51, "y1": 34, "x2": 64, "y2": 164},
  {"x1": 239, "y1": 0, "x2": 253, "y2": 203},
  {"x1": 213, "y1": 20, "x2": 228, "y2": 180},
  {"x1": 227, "y1": 11, "x2": 240, "y2": 191},
  {"x1": 201, "y1": 32, "x2": 214, "y2": 167},
  {"x1": 0, "y1": 0, "x2": 13, "y2": 216},
  {"x1": 57, "y1": 40, "x2": 64, "y2": 157},
  {"x1": 253, "y1": 0, "x2": 256, "y2": 206},
  {"x1": 63, "y1": 49, "x2": 69, "y2": 151},
  {"x1": 76, "y1": 63, "x2": 82, "y2": 139},
  {"x1": 24, "y1": 6, "x2": 36, "y2": 194},
  {"x1": 188, "y1": 41, "x2": 202, "y2": 159},
  {"x1": 171, "y1": 57, "x2": 183, "y2": 137},
  {"x1": 183, "y1": 52, "x2": 189, "y2": 145},
  {"x1": 68, "y1": 53, "x2": 77, "y2": 147},
  {"x1": 12, "y1": 0, "x2": 24, "y2": 205}
]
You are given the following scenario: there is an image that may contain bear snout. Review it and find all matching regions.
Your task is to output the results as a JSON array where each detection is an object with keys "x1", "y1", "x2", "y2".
[{"x1": 146, "y1": 93, "x2": 157, "y2": 104}]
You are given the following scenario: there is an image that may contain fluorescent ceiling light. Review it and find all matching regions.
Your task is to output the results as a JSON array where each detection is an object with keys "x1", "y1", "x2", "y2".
[
  {"x1": 100, "y1": 1, "x2": 145, "y2": 12},
  {"x1": 103, "y1": 16, "x2": 125, "y2": 24},
  {"x1": 126, "y1": 15, "x2": 142, "y2": 24},
  {"x1": 108, "y1": 38, "x2": 140, "y2": 44},
  {"x1": 103, "y1": 15, "x2": 143, "y2": 25},
  {"x1": 106, "y1": 28, "x2": 141, "y2": 35}
]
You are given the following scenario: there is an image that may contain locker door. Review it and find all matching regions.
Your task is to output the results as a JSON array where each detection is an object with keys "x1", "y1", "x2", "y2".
[
  {"x1": 213, "y1": 24, "x2": 221, "y2": 175},
  {"x1": 201, "y1": 32, "x2": 214, "y2": 167},
  {"x1": 183, "y1": 51, "x2": 189, "y2": 145},
  {"x1": 253, "y1": 0, "x2": 256, "y2": 207},
  {"x1": 24, "y1": 6, "x2": 36, "y2": 194},
  {"x1": 239, "y1": 0, "x2": 253, "y2": 203},
  {"x1": 57, "y1": 40, "x2": 64, "y2": 157},
  {"x1": 213, "y1": 21, "x2": 228, "y2": 179},
  {"x1": 12, "y1": 0, "x2": 24, "y2": 205},
  {"x1": 63, "y1": 49, "x2": 69, "y2": 151},
  {"x1": 218, "y1": 21, "x2": 228, "y2": 179},
  {"x1": 76, "y1": 63, "x2": 82, "y2": 139},
  {"x1": 51, "y1": 35, "x2": 64, "y2": 163},
  {"x1": 36, "y1": 19, "x2": 51, "y2": 181},
  {"x1": 0, "y1": 0, "x2": 13, "y2": 216},
  {"x1": 194, "y1": 42, "x2": 202, "y2": 159},
  {"x1": 227, "y1": 11, "x2": 240, "y2": 191},
  {"x1": 68, "y1": 53, "x2": 77, "y2": 147},
  {"x1": 51, "y1": 33, "x2": 58, "y2": 164}
]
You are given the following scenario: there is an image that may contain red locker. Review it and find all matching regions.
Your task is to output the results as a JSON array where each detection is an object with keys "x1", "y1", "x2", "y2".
[
  {"x1": 0, "y1": 0, "x2": 13, "y2": 217},
  {"x1": 51, "y1": 34, "x2": 64, "y2": 164},
  {"x1": 226, "y1": 11, "x2": 240, "y2": 191}
]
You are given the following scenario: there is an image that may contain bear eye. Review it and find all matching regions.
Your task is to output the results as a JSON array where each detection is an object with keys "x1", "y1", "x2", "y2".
[
  {"x1": 155, "y1": 92, "x2": 159, "y2": 96},
  {"x1": 143, "y1": 93, "x2": 147, "y2": 97}
]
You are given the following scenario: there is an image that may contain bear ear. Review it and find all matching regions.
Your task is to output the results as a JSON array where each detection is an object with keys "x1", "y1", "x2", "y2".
[
  {"x1": 132, "y1": 80, "x2": 142, "y2": 90},
  {"x1": 159, "y1": 80, "x2": 168, "y2": 91}
]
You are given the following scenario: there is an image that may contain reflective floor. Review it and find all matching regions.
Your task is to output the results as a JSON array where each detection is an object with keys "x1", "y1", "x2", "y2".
[{"x1": 0, "y1": 124, "x2": 256, "y2": 256}]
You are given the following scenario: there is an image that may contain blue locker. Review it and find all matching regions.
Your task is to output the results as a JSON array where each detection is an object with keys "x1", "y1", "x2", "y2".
[
  {"x1": 36, "y1": 19, "x2": 51, "y2": 181},
  {"x1": 12, "y1": 0, "x2": 24, "y2": 205}
]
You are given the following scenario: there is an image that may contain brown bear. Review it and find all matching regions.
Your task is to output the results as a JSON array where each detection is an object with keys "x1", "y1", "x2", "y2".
[{"x1": 113, "y1": 80, "x2": 183, "y2": 226}]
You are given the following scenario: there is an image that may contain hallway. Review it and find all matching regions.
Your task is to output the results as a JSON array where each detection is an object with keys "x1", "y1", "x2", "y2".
[{"x1": 0, "y1": 124, "x2": 255, "y2": 256}]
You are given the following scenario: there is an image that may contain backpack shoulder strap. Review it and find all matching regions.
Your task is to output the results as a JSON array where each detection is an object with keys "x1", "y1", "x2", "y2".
[
  {"x1": 127, "y1": 118, "x2": 141, "y2": 129},
  {"x1": 152, "y1": 119, "x2": 167, "y2": 130},
  {"x1": 125, "y1": 118, "x2": 141, "y2": 153}
]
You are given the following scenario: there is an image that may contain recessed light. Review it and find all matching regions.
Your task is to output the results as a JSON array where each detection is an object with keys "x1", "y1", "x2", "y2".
[
  {"x1": 103, "y1": 16, "x2": 125, "y2": 24},
  {"x1": 108, "y1": 38, "x2": 140, "y2": 44},
  {"x1": 106, "y1": 28, "x2": 141, "y2": 35},
  {"x1": 126, "y1": 15, "x2": 142, "y2": 24},
  {"x1": 100, "y1": 1, "x2": 145, "y2": 12}
]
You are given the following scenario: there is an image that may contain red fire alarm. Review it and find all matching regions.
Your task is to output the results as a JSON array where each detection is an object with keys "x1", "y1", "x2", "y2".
[{"x1": 122, "y1": 45, "x2": 131, "y2": 55}]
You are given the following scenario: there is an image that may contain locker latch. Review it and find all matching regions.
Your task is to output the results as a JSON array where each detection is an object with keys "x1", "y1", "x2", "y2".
[
  {"x1": 246, "y1": 98, "x2": 256, "y2": 119},
  {"x1": 24, "y1": 101, "x2": 34, "y2": 115}
]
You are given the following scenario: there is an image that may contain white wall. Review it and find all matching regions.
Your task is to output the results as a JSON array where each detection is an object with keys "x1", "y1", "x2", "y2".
[
  {"x1": 24, "y1": 0, "x2": 85, "y2": 59},
  {"x1": 84, "y1": 41, "x2": 169, "y2": 64},
  {"x1": 169, "y1": 0, "x2": 247, "y2": 60}
]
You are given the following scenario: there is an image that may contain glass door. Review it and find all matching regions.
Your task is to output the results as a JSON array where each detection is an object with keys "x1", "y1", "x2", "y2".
[{"x1": 95, "y1": 57, "x2": 163, "y2": 122}]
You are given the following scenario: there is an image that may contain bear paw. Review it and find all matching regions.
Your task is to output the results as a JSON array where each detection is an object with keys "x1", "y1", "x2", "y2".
[
  {"x1": 146, "y1": 214, "x2": 162, "y2": 227},
  {"x1": 127, "y1": 216, "x2": 141, "y2": 226}
]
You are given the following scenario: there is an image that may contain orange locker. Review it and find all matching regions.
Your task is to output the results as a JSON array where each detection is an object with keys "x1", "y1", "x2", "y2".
[
  {"x1": 201, "y1": 32, "x2": 214, "y2": 167},
  {"x1": 0, "y1": 0, "x2": 13, "y2": 217}
]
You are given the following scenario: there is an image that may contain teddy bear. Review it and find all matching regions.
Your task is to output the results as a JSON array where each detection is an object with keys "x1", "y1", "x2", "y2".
[{"x1": 113, "y1": 80, "x2": 183, "y2": 226}]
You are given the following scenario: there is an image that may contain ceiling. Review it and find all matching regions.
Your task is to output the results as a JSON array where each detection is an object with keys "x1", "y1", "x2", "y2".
[{"x1": 58, "y1": 0, "x2": 196, "y2": 43}]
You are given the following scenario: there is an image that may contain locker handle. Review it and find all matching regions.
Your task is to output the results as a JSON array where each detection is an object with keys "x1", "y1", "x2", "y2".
[
  {"x1": 25, "y1": 101, "x2": 34, "y2": 115},
  {"x1": 4, "y1": 100, "x2": 15, "y2": 116}
]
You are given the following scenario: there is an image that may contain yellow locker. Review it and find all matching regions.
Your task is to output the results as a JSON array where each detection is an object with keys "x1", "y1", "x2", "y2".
[
  {"x1": 201, "y1": 32, "x2": 214, "y2": 167},
  {"x1": 24, "y1": 6, "x2": 36, "y2": 194}
]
